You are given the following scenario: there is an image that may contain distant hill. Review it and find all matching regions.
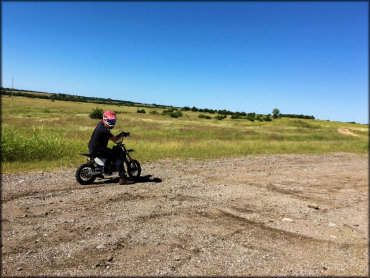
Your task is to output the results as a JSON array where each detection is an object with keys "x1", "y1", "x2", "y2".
[
  {"x1": 1, "y1": 87, "x2": 318, "y2": 121},
  {"x1": 0, "y1": 87, "x2": 170, "y2": 109}
]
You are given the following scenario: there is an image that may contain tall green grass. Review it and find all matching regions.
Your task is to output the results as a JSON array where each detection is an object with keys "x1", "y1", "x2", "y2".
[
  {"x1": 1, "y1": 95, "x2": 368, "y2": 173},
  {"x1": 1, "y1": 126, "x2": 84, "y2": 162}
]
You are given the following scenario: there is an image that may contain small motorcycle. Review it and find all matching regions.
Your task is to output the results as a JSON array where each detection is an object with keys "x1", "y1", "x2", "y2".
[{"x1": 75, "y1": 133, "x2": 141, "y2": 185}]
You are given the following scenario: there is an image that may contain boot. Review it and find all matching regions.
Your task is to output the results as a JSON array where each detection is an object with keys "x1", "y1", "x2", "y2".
[{"x1": 119, "y1": 177, "x2": 134, "y2": 185}]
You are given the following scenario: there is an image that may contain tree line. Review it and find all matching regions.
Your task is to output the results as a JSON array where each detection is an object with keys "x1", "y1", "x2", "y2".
[
  {"x1": 2, "y1": 88, "x2": 315, "y2": 120},
  {"x1": 0, "y1": 88, "x2": 166, "y2": 108}
]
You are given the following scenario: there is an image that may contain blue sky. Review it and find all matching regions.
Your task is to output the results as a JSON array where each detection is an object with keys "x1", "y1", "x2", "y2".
[{"x1": 2, "y1": 1, "x2": 368, "y2": 123}]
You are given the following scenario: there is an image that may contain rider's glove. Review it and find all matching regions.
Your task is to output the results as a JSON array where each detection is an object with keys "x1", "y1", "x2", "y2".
[{"x1": 122, "y1": 132, "x2": 130, "y2": 137}]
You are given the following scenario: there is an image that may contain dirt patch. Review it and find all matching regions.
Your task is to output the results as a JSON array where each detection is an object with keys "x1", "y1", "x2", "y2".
[
  {"x1": 338, "y1": 128, "x2": 360, "y2": 137},
  {"x1": 1, "y1": 153, "x2": 368, "y2": 276}
]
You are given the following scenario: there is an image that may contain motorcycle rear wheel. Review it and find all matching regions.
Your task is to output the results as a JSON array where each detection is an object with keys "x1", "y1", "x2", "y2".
[
  {"x1": 126, "y1": 159, "x2": 141, "y2": 178},
  {"x1": 76, "y1": 163, "x2": 96, "y2": 185}
]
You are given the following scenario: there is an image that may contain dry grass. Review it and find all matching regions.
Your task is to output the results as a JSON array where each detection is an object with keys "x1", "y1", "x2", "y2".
[{"x1": 1, "y1": 95, "x2": 368, "y2": 173}]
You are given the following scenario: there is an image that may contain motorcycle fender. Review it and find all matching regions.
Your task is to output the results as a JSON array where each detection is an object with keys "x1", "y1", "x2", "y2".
[{"x1": 94, "y1": 157, "x2": 107, "y2": 166}]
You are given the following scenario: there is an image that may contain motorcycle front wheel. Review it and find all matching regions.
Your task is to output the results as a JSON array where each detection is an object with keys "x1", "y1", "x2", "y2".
[
  {"x1": 126, "y1": 159, "x2": 141, "y2": 178},
  {"x1": 75, "y1": 163, "x2": 97, "y2": 185}
]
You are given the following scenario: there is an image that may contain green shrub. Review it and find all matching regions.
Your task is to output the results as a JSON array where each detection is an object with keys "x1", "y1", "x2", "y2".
[
  {"x1": 162, "y1": 108, "x2": 178, "y2": 114},
  {"x1": 264, "y1": 115, "x2": 272, "y2": 121},
  {"x1": 246, "y1": 113, "x2": 255, "y2": 122},
  {"x1": 199, "y1": 114, "x2": 211, "y2": 119},
  {"x1": 137, "y1": 109, "x2": 146, "y2": 114},
  {"x1": 231, "y1": 114, "x2": 241, "y2": 119},
  {"x1": 169, "y1": 111, "x2": 183, "y2": 118},
  {"x1": 256, "y1": 115, "x2": 264, "y2": 122},
  {"x1": 161, "y1": 108, "x2": 182, "y2": 118},
  {"x1": 89, "y1": 107, "x2": 103, "y2": 119},
  {"x1": 215, "y1": 115, "x2": 227, "y2": 120},
  {"x1": 150, "y1": 110, "x2": 159, "y2": 115}
]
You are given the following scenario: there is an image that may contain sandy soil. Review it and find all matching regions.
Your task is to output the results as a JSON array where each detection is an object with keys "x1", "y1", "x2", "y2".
[
  {"x1": 338, "y1": 128, "x2": 360, "y2": 137},
  {"x1": 1, "y1": 153, "x2": 368, "y2": 276}
]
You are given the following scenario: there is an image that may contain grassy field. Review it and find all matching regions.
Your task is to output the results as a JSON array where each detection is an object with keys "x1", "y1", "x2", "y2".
[{"x1": 1, "y1": 95, "x2": 368, "y2": 173}]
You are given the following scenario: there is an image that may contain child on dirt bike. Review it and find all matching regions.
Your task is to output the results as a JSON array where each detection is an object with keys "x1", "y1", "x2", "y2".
[{"x1": 88, "y1": 110, "x2": 134, "y2": 185}]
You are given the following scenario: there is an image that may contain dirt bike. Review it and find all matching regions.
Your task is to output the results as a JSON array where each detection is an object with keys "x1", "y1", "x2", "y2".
[{"x1": 75, "y1": 132, "x2": 141, "y2": 185}]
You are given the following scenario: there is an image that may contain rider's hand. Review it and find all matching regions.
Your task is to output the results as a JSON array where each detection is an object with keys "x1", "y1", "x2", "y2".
[{"x1": 123, "y1": 132, "x2": 130, "y2": 137}]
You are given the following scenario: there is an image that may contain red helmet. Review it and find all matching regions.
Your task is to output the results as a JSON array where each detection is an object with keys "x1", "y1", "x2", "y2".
[{"x1": 103, "y1": 110, "x2": 117, "y2": 129}]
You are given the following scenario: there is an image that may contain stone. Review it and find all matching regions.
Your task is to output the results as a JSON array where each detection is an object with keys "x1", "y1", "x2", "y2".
[
  {"x1": 308, "y1": 203, "x2": 320, "y2": 210},
  {"x1": 17, "y1": 267, "x2": 23, "y2": 271},
  {"x1": 282, "y1": 218, "x2": 293, "y2": 222},
  {"x1": 96, "y1": 244, "x2": 105, "y2": 249},
  {"x1": 328, "y1": 223, "x2": 337, "y2": 227}
]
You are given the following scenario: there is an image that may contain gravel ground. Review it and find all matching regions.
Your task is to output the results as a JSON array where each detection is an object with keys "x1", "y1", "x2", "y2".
[{"x1": 1, "y1": 153, "x2": 368, "y2": 276}]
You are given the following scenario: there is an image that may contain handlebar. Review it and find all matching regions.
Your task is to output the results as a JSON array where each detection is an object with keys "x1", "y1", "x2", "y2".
[{"x1": 116, "y1": 131, "x2": 130, "y2": 144}]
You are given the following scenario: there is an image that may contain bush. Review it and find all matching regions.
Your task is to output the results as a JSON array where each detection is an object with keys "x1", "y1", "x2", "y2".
[
  {"x1": 162, "y1": 108, "x2": 178, "y2": 114},
  {"x1": 137, "y1": 109, "x2": 146, "y2": 114},
  {"x1": 161, "y1": 108, "x2": 182, "y2": 118},
  {"x1": 169, "y1": 111, "x2": 183, "y2": 118},
  {"x1": 264, "y1": 114, "x2": 272, "y2": 121},
  {"x1": 255, "y1": 114, "x2": 264, "y2": 122},
  {"x1": 231, "y1": 113, "x2": 241, "y2": 119},
  {"x1": 215, "y1": 115, "x2": 227, "y2": 120},
  {"x1": 246, "y1": 113, "x2": 255, "y2": 122},
  {"x1": 280, "y1": 114, "x2": 315, "y2": 119},
  {"x1": 217, "y1": 109, "x2": 233, "y2": 115},
  {"x1": 150, "y1": 110, "x2": 159, "y2": 115},
  {"x1": 89, "y1": 107, "x2": 104, "y2": 119},
  {"x1": 198, "y1": 114, "x2": 211, "y2": 119}
]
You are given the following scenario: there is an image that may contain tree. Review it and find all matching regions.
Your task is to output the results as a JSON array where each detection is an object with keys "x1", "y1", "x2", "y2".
[{"x1": 272, "y1": 108, "x2": 280, "y2": 119}]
